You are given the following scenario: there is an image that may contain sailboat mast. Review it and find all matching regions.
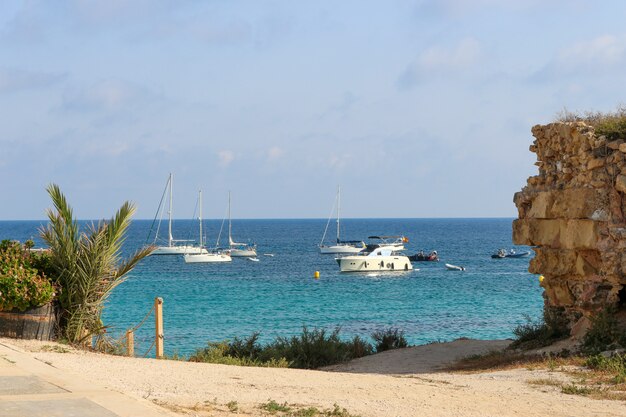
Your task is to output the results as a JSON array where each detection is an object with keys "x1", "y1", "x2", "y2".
[
  {"x1": 228, "y1": 191, "x2": 232, "y2": 247},
  {"x1": 198, "y1": 189, "x2": 203, "y2": 247},
  {"x1": 336, "y1": 186, "x2": 341, "y2": 243},
  {"x1": 168, "y1": 173, "x2": 173, "y2": 247}
]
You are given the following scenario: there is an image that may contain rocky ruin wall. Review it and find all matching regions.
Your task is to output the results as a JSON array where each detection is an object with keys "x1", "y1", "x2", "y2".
[{"x1": 514, "y1": 122, "x2": 626, "y2": 336}]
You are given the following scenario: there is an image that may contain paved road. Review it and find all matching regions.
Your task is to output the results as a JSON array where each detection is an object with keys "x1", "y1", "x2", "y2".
[{"x1": 0, "y1": 341, "x2": 175, "y2": 417}]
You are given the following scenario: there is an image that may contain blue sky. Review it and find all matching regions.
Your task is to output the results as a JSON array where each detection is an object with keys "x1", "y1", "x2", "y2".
[{"x1": 1, "y1": 0, "x2": 625, "y2": 220}]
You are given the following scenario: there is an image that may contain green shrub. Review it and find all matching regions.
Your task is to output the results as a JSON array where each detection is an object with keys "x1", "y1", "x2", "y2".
[
  {"x1": 264, "y1": 327, "x2": 373, "y2": 369},
  {"x1": 585, "y1": 354, "x2": 626, "y2": 377},
  {"x1": 509, "y1": 309, "x2": 569, "y2": 350},
  {"x1": 190, "y1": 327, "x2": 374, "y2": 369},
  {"x1": 555, "y1": 105, "x2": 626, "y2": 140},
  {"x1": 581, "y1": 308, "x2": 624, "y2": 355},
  {"x1": 189, "y1": 341, "x2": 289, "y2": 367},
  {"x1": 371, "y1": 327, "x2": 408, "y2": 352},
  {"x1": 0, "y1": 240, "x2": 55, "y2": 311}
]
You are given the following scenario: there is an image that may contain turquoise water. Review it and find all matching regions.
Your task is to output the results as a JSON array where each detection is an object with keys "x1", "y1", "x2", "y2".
[{"x1": 0, "y1": 218, "x2": 542, "y2": 357}]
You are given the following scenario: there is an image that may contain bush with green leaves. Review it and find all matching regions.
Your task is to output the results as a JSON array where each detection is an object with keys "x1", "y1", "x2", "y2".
[
  {"x1": 371, "y1": 327, "x2": 408, "y2": 352},
  {"x1": 581, "y1": 308, "x2": 625, "y2": 355},
  {"x1": 0, "y1": 240, "x2": 55, "y2": 311},
  {"x1": 556, "y1": 105, "x2": 626, "y2": 140},
  {"x1": 190, "y1": 327, "x2": 374, "y2": 369},
  {"x1": 509, "y1": 308, "x2": 569, "y2": 350}
]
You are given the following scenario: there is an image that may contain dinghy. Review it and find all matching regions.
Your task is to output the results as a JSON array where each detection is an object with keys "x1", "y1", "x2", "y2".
[{"x1": 445, "y1": 263, "x2": 465, "y2": 271}]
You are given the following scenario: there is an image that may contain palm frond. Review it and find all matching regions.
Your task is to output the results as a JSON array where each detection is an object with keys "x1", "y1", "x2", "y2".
[{"x1": 39, "y1": 185, "x2": 152, "y2": 347}]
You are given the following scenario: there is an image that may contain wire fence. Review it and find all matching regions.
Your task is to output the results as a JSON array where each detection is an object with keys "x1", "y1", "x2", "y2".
[{"x1": 123, "y1": 297, "x2": 163, "y2": 358}]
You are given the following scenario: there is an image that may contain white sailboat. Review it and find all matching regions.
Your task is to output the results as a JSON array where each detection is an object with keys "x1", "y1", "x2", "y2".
[
  {"x1": 319, "y1": 186, "x2": 365, "y2": 254},
  {"x1": 150, "y1": 173, "x2": 207, "y2": 255},
  {"x1": 226, "y1": 191, "x2": 257, "y2": 257},
  {"x1": 184, "y1": 190, "x2": 232, "y2": 263}
]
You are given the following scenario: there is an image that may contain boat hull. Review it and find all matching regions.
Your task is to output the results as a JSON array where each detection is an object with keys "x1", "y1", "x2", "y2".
[
  {"x1": 229, "y1": 248, "x2": 257, "y2": 257},
  {"x1": 183, "y1": 253, "x2": 232, "y2": 263},
  {"x1": 319, "y1": 244, "x2": 365, "y2": 255},
  {"x1": 152, "y1": 246, "x2": 208, "y2": 255},
  {"x1": 445, "y1": 263, "x2": 465, "y2": 271},
  {"x1": 336, "y1": 255, "x2": 413, "y2": 272}
]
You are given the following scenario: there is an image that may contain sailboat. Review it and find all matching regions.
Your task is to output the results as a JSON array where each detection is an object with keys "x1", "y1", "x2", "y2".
[
  {"x1": 149, "y1": 173, "x2": 207, "y2": 255},
  {"x1": 319, "y1": 186, "x2": 365, "y2": 254},
  {"x1": 184, "y1": 189, "x2": 232, "y2": 263},
  {"x1": 226, "y1": 191, "x2": 257, "y2": 257}
]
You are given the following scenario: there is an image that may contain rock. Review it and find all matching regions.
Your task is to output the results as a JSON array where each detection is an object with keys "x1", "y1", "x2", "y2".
[
  {"x1": 616, "y1": 175, "x2": 626, "y2": 193},
  {"x1": 587, "y1": 158, "x2": 606, "y2": 170},
  {"x1": 570, "y1": 316, "x2": 591, "y2": 339},
  {"x1": 516, "y1": 121, "x2": 626, "y2": 338}
]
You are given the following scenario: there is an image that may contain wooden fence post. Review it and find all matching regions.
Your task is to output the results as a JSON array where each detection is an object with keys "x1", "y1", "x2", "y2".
[
  {"x1": 155, "y1": 297, "x2": 164, "y2": 359},
  {"x1": 126, "y1": 329, "x2": 134, "y2": 357}
]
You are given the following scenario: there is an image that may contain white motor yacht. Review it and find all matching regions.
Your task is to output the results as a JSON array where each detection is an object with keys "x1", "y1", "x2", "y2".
[{"x1": 336, "y1": 248, "x2": 413, "y2": 273}]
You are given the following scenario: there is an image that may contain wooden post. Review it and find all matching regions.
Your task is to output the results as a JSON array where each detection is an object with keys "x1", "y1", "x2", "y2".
[
  {"x1": 155, "y1": 297, "x2": 164, "y2": 359},
  {"x1": 126, "y1": 329, "x2": 134, "y2": 357}
]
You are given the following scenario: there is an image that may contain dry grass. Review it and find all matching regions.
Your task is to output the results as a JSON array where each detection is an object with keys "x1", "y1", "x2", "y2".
[
  {"x1": 448, "y1": 349, "x2": 626, "y2": 402},
  {"x1": 444, "y1": 350, "x2": 546, "y2": 373}
]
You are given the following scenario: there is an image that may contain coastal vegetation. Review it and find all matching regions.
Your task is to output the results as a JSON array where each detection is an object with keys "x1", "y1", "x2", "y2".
[
  {"x1": 259, "y1": 400, "x2": 360, "y2": 417},
  {"x1": 508, "y1": 309, "x2": 569, "y2": 350},
  {"x1": 0, "y1": 240, "x2": 54, "y2": 311},
  {"x1": 449, "y1": 307, "x2": 626, "y2": 401},
  {"x1": 189, "y1": 326, "x2": 407, "y2": 369},
  {"x1": 556, "y1": 105, "x2": 626, "y2": 140},
  {"x1": 39, "y1": 184, "x2": 153, "y2": 347}
]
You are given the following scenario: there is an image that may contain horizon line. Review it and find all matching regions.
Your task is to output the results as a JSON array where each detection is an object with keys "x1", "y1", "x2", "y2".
[{"x1": 0, "y1": 216, "x2": 517, "y2": 222}]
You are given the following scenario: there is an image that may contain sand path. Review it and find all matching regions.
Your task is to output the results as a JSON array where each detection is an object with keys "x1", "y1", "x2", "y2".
[{"x1": 2, "y1": 337, "x2": 623, "y2": 417}]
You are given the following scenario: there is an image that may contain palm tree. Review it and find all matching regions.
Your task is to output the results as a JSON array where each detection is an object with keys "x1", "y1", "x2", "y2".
[{"x1": 40, "y1": 184, "x2": 154, "y2": 346}]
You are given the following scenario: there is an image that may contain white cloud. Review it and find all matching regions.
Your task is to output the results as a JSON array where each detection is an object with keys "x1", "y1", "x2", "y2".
[
  {"x1": 559, "y1": 35, "x2": 626, "y2": 67},
  {"x1": 531, "y1": 34, "x2": 626, "y2": 82},
  {"x1": 397, "y1": 38, "x2": 482, "y2": 90},
  {"x1": 218, "y1": 150, "x2": 235, "y2": 167}
]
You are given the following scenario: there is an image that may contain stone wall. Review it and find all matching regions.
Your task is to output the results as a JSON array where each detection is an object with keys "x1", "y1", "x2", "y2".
[{"x1": 514, "y1": 122, "x2": 626, "y2": 336}]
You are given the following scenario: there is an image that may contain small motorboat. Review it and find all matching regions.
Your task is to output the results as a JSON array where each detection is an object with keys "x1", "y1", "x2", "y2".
[
  {"x1": 445, "y1": 263, "x2": 465, "y2": 271},
  {"x1": 408, "y1": 250, "x2": 439, "y2": 262},
  {"x1": 491, "y1": 249, "x2": 531, "y2": 259},
  {"x1": 506, "y1": 250, "x2": 531, "y2": 258}
]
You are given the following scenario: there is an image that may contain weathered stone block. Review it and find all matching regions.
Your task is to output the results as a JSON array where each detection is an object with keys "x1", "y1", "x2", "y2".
[
  {"x1": 616, "y1": 175, "x2": 626, "y2": 193},
  {"x1": 550, "y1": 189, "x2": 606, "y2": 219},
  {"x1": 513, "y1": 219, "x2": 605, "y2": 249},
  {"x1": 544, "y1": 281, "x2": 575, "y2": 306},
  {"x1": 559, "y1": 220, "x2": 604, "y2": 249},
  {"x1": 527, "y1": 191, "x2": 553, "y2": 218}
]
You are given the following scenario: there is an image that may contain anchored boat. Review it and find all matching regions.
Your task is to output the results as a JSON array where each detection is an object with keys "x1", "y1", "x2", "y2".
[
  {"x1": 336, "y1": 248, "x2": 413, "y2": 273},
  {"x1": 183, "y1": 190, "x2": 232, "y2": 264},
  {"x1": 226, "y1": 191, "x2": 257, "y2": 257},
  {"x1": 148, "y1": 173, "x2": 208, "y2": 255},
  {"x1": 319, "y1": 186, "x2": 366, "y2": 254}
]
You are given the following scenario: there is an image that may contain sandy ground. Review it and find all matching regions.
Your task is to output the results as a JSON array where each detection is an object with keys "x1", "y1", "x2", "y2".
[{"x1": 2, "y1": 337, "x2": 624, "y2": 417}]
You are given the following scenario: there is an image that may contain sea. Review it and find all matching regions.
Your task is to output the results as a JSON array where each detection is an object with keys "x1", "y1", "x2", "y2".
[{"x1": 0, "y1": 218, "x2": 542, "y2": 357}]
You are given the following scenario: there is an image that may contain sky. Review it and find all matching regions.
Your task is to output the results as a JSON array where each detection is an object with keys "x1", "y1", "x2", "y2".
[{"x1": 1, "y1": 0, "x2": 626, "y2": 220}]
